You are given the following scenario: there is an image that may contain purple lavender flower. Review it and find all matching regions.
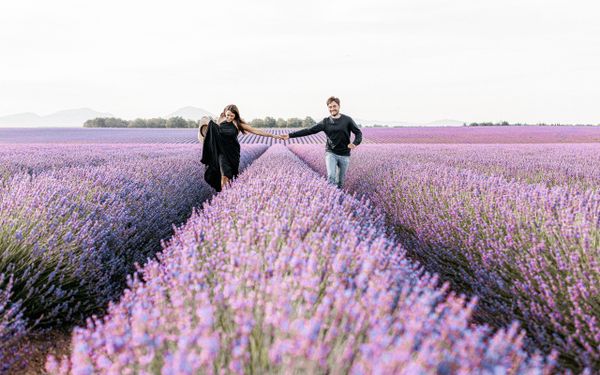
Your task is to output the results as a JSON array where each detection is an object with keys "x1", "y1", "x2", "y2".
[
  {"x1": 290, "y1": 143, "x2": 599, "y2": 371},
  {"x1": 47, "y1": 146, "x2": 555, "y2": 374}
]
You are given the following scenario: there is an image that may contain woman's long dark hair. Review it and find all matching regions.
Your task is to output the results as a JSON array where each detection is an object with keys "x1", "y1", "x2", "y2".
[{"x1": 220, "y1": 104, "x2": 247, "y2": 134}]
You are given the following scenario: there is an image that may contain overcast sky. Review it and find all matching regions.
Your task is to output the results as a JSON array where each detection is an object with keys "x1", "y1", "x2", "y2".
[{"x1": 1, "y1": 0, "x2": 599, "y2": 123}]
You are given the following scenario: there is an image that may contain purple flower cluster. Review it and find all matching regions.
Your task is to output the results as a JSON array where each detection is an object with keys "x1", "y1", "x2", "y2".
[
  {"x1": 238, "y1": 129, "x2": 326, "y2": 145},
  {"x1": 0, "y1": 144, "x2": 266, "y2": 367},
  {"x1": 0, "y1": 128, "x2": 329, "y2": 145},
  {"x1": 0, "y1": 144, "x2": 211, "y2": 179},
  {"x1": 341, "y1": 143, "x2": 599, "y2": 189},
  {"x1": 2, "y1": 125, "x2": 600, "y2": 145},
  {"x1": 47, "y1": 146, "x2": 555, "y2": 374},
  {"x1": 0, "y1": 128, "x2": 202, "y2": 144},
  {"x1": 290, "y1": 144, "x2": 599, "y2": 371},
  {"x1": 362, "y1": 126, "x2": 600, "y2": 144},
  {"x1": 0, "y1": 274, "x2": 26, "y2": 373}
]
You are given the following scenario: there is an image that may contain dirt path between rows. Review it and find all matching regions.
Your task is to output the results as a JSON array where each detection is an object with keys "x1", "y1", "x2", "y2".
[{"x1": 10, "y1": 329, "x2": 71, "y2": 374}]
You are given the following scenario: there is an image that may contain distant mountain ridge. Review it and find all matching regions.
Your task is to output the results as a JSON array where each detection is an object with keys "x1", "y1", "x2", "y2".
[
  {"x1": 168, "y1": 106, "x2": 214, "y2": 120},
  {"x1": 0, "y1": 106, "x2": 463, "y2": 127},
  {"x1": 426, "y1": 119, "x2": 466, "y2": 126},
  {"x1": 356, "y1": 118, "x2": 465, "y2": 127},
  {"x1": 0, "y1": 106, "x2": 216, "y2": 127},
  {"x1": 0, "y1": 108, "x2": 113, "y2": 127}
]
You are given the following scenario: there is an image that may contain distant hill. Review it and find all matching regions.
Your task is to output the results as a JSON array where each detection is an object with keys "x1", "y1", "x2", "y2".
[
  {"x1": 0, "y1": 107, "x2": 466, "y2": 128},
  {"x1": 168, "y1": 106, "x2": 214, "y2": 120},
  {"x1": 0, "y1": 106, "x2": 215, "y2": 127},
  {"x1": 356, "y1": 118, "x2": 412, "y2": 127},
  {"x1": 425, "y1": 119, "x2": 466, "y2": 127},
  {"x1": 0, "y1": 112, "x2": 43, "y2": 127},
  {"x1": 357, "y1": 118, "x2": 465, "y2": 127},
  {"x1": 0, "y1": 108, "x2": 113, "y2": 127}
]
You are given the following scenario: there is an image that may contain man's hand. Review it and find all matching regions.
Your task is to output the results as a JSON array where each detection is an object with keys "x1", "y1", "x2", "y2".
[
  {"x1": 281, "y1": 134, "x2": 290, "y2": 141},
  {"x1": 348, "y1": 143, "x2": 356, "y2": 150}
]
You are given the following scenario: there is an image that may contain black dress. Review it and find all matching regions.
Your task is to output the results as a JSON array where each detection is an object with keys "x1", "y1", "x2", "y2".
[{"x1": 200, "y1": 120, "x2": 241, "y2": 191}]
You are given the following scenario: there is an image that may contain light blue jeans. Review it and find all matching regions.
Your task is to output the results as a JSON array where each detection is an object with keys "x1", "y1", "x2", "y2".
[{"x1": 325, "y1": 152, "x2": 350, "y2": 188}]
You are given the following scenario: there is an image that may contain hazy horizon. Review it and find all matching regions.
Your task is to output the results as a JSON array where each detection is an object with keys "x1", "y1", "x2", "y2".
[{"x1": 1, "y1": 0, "x2": 599, "y2": 123}]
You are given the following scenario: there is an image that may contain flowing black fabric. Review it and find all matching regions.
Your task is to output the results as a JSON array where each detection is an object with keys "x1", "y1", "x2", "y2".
[
  {"x1": 200, "y1": 120, "x2": 240, "y2": 192},
  {"x1": 216, "y1": 121, "x2": 241, "y2": 178},
  {"x1": 200, "y1": 120, "x2": 221, "y2": 191}
]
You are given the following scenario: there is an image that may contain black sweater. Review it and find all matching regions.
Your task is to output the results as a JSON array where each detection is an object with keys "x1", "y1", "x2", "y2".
[{"x1": 289, "y1": 114, "x2": 363, "y2": 156}]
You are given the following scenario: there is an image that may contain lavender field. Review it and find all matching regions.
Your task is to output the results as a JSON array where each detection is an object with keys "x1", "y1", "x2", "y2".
[
  {"x1": 46, "y1": 146, "x2": 556, "y2": 374},
  {"x1": 0, "y1": 127, "x2": 326, "y2": 145},
  {"x1": 2, "y1": 125, "x2": 599, "y2": 144},
  {"x1": 0, "y1": 143, "x2": 266, "y2": 372},
  {"x1": 0, "y1": 126, "x2": 599, "y2": 373}
]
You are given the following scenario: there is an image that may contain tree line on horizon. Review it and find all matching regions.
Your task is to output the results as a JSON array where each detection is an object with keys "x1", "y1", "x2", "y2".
[
  {"x1": 84, "y1": 116, "x2": 318, "y2": 128},
  {"x1": 84, "y1": 117, "x2": 198, "y2": 128}
]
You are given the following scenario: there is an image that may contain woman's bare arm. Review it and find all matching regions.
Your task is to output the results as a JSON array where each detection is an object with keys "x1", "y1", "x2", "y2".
[{"x1": 239, "y1": 122, "x2": 280, "y2": 138}]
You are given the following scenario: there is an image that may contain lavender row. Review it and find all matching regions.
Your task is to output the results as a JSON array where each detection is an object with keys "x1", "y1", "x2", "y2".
[
  {"x1": 0, "y1": 128, "x2": 201, "y2": 144},
  {"x1": 0, "y1": 144, "x2": 206, "y2": 180},
  {"x1": 289, "y1": 144, "x2": 599, "y2": 371},
  {"x1": 363, "y1": 125, "x2": 600, "y2": 144},
  {"x1": 344, "y1": 143, "x2": 600, "y2": 189},
  {"x1": 47, "y1": 146, "x2": 555, "y2": 374},
  {"x1": 0, "y1": 128, "x2": 329, "y2": 145},
  {"x1": 0, "y1": 274, "x2": 26, "y2": 373},
  {"x1": 237, "y1": 129, "x2": 328, "y2": 145},
  {"x1": 3, "y1": 126, "x2": 600, "y2": 145},
  {"x1": 0, "y1": 145, "x2": 267, "y2": 370}
]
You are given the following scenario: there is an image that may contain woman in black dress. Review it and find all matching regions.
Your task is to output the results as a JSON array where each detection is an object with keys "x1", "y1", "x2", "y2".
[{"x1": 199, "y1": 104, "x2": 282, "y2": 191}]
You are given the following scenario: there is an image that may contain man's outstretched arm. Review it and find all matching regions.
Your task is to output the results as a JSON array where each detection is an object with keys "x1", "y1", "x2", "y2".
[{"x1": 287, "y1": 121, "x2": 325, "y2": 139}]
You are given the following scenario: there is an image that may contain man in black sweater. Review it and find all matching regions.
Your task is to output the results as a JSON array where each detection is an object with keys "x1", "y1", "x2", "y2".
[{"x1": 282, "y1": 96, "x2": 362, "y2": 188}]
